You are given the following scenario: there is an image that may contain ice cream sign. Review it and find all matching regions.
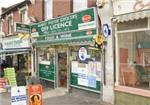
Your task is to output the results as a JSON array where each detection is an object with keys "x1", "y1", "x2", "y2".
[{"x1": 78, "y1": 47, "x2": 88, "y2": 61}]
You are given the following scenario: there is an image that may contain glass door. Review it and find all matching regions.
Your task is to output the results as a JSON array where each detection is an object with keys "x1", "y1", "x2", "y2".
[{"x1": 57, "y1": 48, "x2": 68, "y2": 88}]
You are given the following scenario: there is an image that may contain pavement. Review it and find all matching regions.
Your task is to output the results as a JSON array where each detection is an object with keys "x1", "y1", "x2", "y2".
[{"x1": 0, "y1": 87, "x2": 111, "y2": 105}]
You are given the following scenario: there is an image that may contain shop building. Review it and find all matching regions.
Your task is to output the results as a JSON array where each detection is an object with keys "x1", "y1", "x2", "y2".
[
  {"x1": 0, "y1": 0, "x2": 44, "y2": 84},
  {"x1": 98, "y1": 0, "x2": 150, "y2": 104},
  {"x1": 112, "y1": 0, "x2": 150, "y2": 105},
  {"x1": 31, "y1": 7, "x2": 103, "y2": 95}
]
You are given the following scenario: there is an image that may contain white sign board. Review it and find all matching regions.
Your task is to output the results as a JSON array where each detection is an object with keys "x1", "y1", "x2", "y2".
[
  {"x1": 11, "y1": 86, "x2": 27, "y2": 105},
  {"x1": 2, "y1": 35, "x2": 30, "y2": 49}
]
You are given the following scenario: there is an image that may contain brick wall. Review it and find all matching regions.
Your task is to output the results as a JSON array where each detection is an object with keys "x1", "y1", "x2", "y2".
[
  {"x1": 2, "y1": 0, "x2": 44, "y2": 36},
  {"x1": 2, "y1": 17, "x2": 8, "y2": 35},
  {"x1": 53, "y1": 0, "x2": 72, "y2": 18},
  {"x1": 28, "y1": 0, "x2": 44, "y2": 22},
  {"x1": 88, "y1": 0, "x2": 96, "y2": 7}
]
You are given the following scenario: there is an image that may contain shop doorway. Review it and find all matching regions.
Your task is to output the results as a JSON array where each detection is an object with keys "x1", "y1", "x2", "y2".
[{"x1": 57, "y1": 49, "x2": 68, "y2": 88}]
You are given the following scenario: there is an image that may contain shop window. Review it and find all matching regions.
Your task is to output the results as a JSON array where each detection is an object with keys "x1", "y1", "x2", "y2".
[
  {"x1": 38, "y1": 47, "x2": 55, "y2": 87},
  {"x1": 17, "y1": 54, "x2": 31, "y2": 72},
  {"x1": 118, "y1": 31, "x2": 150, "y2": 90},
  {"x1": 70, "y1": 46, "x2": 102, "y2": 92},
  {"x1": 39, "y1": 47, "x2": 55, "y2": 65}
]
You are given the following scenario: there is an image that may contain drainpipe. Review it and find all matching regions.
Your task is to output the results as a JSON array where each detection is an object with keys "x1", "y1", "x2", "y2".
[{"x1": 109, "y1": 0, "x2": 116, "y2": 85}]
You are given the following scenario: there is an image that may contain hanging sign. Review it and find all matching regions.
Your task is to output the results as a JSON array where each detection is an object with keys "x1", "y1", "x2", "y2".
[
  {"x1": 78, "y1": 47, "x2": 88, "y2": 61},
  {"x1": 11, "y1": 86, "x2": 27, "y2": 105},
  {"x1": 28, "y1": 84, "x2": 43, "y2": 105},
  {"x1": 15, "y1": 23, "x2": 30, "y2": 34},
  {"x1": 95, "y1": 34, "x2": 105, "y2": 45},
  {"x1": 102, "y1": 24, "x2": 111, "y2": 38}
]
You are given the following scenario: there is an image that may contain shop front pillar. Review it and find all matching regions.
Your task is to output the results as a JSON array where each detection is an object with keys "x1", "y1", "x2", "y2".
[{"x1": 97, "y1": 0, "x2": 115, "y2": 104}]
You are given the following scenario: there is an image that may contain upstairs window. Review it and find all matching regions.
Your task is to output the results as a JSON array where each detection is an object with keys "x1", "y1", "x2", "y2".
[
  {"x1": 73, "y1": 0, "x2": 87, "y2": 12},
  {"x1": 8, "y1": 16, "x2": 13, "y2": 34},
  {"x1": 44, "y1": 0, "x2": 53, "y2": 20}
]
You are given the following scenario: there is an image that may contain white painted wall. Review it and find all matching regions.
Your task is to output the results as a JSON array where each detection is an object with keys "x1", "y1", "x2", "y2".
[
  {"x1": 97, "y1": 0, "x2": 114, "y2": 104},
  {"x1": 113, "y1": 0, "x2": 150, "y2": 15}
]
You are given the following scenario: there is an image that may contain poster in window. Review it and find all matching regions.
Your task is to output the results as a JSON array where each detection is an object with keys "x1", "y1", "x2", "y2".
[
  {"x1": 78, "y1": 73, "x2": 88, "y2": 86},
  {"x1": 71, "y1": 61, "x2": 78, "y2": 74}
]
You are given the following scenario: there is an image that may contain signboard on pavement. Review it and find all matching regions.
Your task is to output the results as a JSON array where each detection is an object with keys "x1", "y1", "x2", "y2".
[
  {"x1": 11, "y1": 86, "x2": 27, "y2": 105},
  {"x1": 28, "y1": 84, "x2": 43, "y2": 105},
  {"x1": 4, "y1": 68, "x2": 17, "y2": 86}
]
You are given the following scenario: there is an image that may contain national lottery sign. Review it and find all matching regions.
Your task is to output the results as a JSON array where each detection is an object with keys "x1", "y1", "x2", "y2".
[{"x1": 11, "y1": 86, "x2": 27, "y2": 105}]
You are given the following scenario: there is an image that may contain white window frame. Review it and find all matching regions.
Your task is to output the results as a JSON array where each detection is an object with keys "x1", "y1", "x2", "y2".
[
  {"x1": 44, "y1": 0, "x2": 53, "y2": 20},
  {"x1": 0, "y1": 19, "x2": 3, "y2": 32},
  {"x1": 18, "y1": 5, "x2": 28, "y2": 24},
  {"x1": 21, "y1": 9, "x2": 28, "y2": 23},
  {"x1": 73, "y1": 0, "x2": 87, "y2": 12},
  {"x1": 7, "y1": 13, "x2": 14, "y2": 34}
]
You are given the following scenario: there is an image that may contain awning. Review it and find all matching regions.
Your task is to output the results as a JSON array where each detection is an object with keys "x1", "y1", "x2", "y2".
[
  {"x1": 116, "y1": 9, "x2": 150, "y2": 23},
  {"x1": 33, "y1": 36, "x2": 94, "y2": 46},
  {"x1": 0, "y1": 48, "x2": 31, "y2": 56}
]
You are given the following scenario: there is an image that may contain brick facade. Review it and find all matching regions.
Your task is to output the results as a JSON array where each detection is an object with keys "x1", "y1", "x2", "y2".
[
  {"x1": 52, "y1": 0, "x2": 96, "y2": 18},
  {"x1": 1, "y1": 0, "x2": 44, "y2": 36},
  {"x1": 88, "y1": 0, "x2": 97, "y2": 7},
  {"x1": 28, "y1": 0, "x2": 44, "y2": 22},
  {"x1": 1, "y1": 0, "x2": 96, "y2": 35},
  {"x1": 53, "y1": 0, "x2": 73, "y2": 18}
]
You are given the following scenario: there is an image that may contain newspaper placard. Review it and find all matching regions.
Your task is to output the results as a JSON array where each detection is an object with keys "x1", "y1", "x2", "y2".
[
  {"x1": 11, "y1": 86, "x2": 27, "y2": 105},
  {"x1": 28, "y1": 84, "x2": 43, "y2": 105}
]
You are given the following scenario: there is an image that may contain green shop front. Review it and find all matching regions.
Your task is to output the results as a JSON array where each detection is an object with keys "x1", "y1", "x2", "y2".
[{"x1": 31, "y1": 8, "x2": 102, "y2": 94}]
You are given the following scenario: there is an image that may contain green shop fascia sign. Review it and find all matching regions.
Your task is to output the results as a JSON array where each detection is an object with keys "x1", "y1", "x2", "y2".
[
  {"x1": 31, "y1": 8, "x2": 97, "y2": 37},
  {"x1": 36, "y1": 29, "x2": 96, "y2": 41},
  {"x1": 15, "y1": 22, "x2": 30, "y2": 34}
]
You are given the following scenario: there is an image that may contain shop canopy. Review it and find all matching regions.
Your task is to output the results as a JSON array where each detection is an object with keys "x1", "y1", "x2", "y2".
[
  {"x1": 116, "y1": 9, "x2": 150, "y2": 23},
  {"x1": 0, "y1": 48, "x2": 31, "y2": 56}
]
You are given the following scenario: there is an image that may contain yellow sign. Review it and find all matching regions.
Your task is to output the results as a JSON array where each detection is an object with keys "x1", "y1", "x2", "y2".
[
  {"x1": 18, "y1": 33, "x2": 30, "y2": 39},
  {"x1": 95, "y1": 34, "x2": 105, "y2": 45}
]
